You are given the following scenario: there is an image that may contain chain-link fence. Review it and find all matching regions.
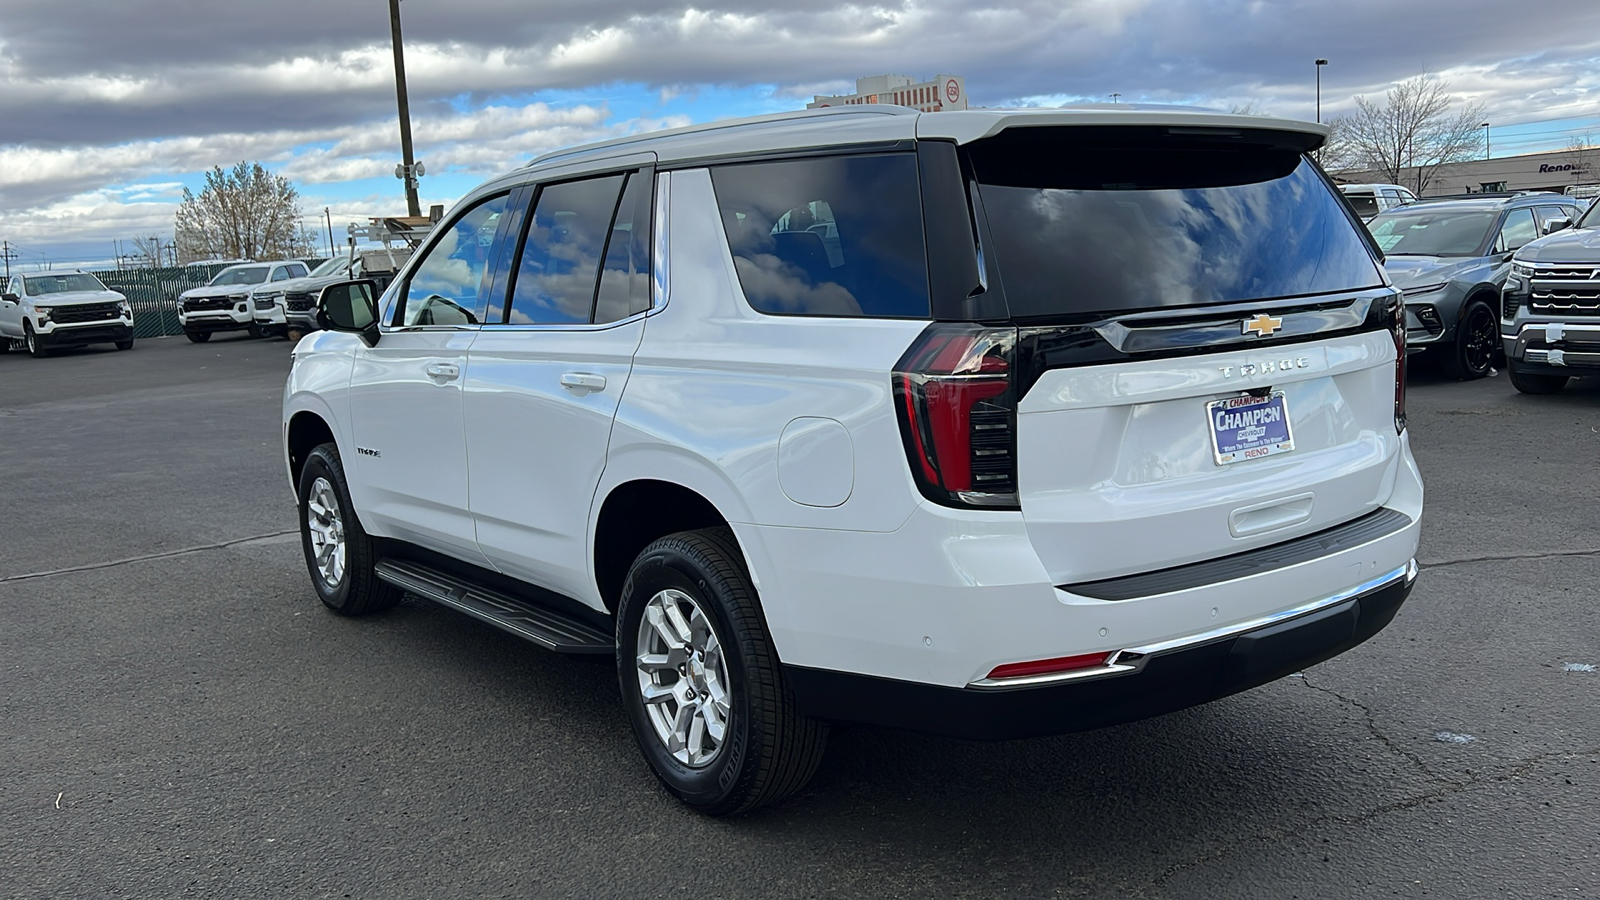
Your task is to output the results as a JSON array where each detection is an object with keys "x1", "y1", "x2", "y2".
[{"x1": 90, "y1": 261, "x2": 324, "y2": 338}]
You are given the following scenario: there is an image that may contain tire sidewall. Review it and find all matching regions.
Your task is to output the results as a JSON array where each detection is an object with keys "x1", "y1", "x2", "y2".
[
  {"x1": 617, "y1": 546, "x2": 754, "y2": 810},
  {"x1": 1454, "y1": 301, "x2": 1495, "y2": 379},
  {"x1": 298, "y1": 448, "x2": 354, "y2": 610}
]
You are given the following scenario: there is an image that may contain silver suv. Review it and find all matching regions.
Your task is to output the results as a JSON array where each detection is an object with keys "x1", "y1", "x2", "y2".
[
  {"x1": 286, "y1": 106, "x2": 1422, "y2": 815},
  {"x1": 1501, "y1": 199, "x2": 1600, "y2": 393}
]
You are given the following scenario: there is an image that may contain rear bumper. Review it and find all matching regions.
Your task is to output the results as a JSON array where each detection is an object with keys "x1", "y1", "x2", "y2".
[{"x1": 786, "y1": 560, "x2": 1414, "y2": 740}]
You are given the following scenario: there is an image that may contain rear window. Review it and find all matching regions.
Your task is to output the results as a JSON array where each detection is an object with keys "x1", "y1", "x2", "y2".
[
  {"x1": 710, "y1": 153, "x2": 930, "y2": 318},
  {"x1": 969, "y1": 129, "x2": 1383, "y2": 321}
]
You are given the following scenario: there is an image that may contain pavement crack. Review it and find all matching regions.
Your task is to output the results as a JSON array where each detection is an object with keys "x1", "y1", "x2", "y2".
[
  {"x1": 1420, "y1": 547, "x2": 1600, "y2": 569},
  {"x1": 1296, "y1": 673, "x2": 1456, "y2": 785},
  {"x1": 0, "y1": 530, "x2": 298, "y2": 585}
]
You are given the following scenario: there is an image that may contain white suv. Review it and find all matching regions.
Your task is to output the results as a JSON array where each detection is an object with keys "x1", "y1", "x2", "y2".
[{"x1": 284, "y1": 106, "x2": 1423, "y2": 815}]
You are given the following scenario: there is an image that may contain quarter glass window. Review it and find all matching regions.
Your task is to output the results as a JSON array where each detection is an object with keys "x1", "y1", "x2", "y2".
[
  {"x1": 593, "y1": 172, "x2": 652, "y2": 324},
  {"x1": 710, "y1": 153, "x2": 930, "y2": 318},
  {"x1": 507, "y1": 175, "x2": 626, "y2": 325},
  {"x1": 400, "y1": 193, "x2": 509, "y2": 327}
]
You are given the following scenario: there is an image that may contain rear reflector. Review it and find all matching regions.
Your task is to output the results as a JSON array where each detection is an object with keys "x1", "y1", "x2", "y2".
[{"x1": 987, "y1": 652, "x2": 1112, "y2": 680}]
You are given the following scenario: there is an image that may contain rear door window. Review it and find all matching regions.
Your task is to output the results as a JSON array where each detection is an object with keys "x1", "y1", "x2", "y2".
[
  {"x1": 710, "y1": 153, "x2": 930, "y2": 318},
  {"x1": 1496, "y1": 208, "x2": 1538, "y2": 252},
  {"x1": 968, "y1": 129, "x2": 1383, "y2": 321},
  {"x1": 504, "y1": 174, "x2": 626, "y2": 325}
]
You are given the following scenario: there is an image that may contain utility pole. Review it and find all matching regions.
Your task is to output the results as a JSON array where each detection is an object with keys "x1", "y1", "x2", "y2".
[
  {"x1": 325, "y1": 207, "x2": 336, "y2": 257},
  {"x1": 1, "y1": 241, "x2": 16, "y2": 279},
  {"x1": 389, "y1": 0, "x2": 421, "y2": 217}
]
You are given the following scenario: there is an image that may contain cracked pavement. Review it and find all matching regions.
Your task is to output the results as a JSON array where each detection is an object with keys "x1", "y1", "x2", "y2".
[{"x1": 2, "y1": 338, "x2": 1598, "y2": 898}]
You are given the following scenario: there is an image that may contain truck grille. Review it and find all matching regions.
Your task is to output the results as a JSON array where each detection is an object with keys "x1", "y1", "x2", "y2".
[
  {"x1": 184, "y1": 297, "x2": 232, "y2": 311},
  {"x1": 1530, "y1": 289, "x2": 1600, "y2": 315},
  {"x1": 285, "y1": 291, "x2": 315, "y2": 312},
  {"x1": 52, "y1": 301, "x2": 122, "y2": 324},
  {"x1": 1528, "y1": 263, "x2": 1600, "y2": 316},
  {"x1": 254, "y1": 298, "x2": 277, "y2": 311}
]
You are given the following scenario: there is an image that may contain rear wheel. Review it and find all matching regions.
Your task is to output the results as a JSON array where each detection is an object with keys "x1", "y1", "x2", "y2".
[
  {"x1": 617, "y1": 527, "x2": 828, "y2": 816},
  {"x1": 297, "y1": 443, "x2": 400, "y2": 616},
  {"x1": 1440, "y1": 301, "x2": 1497, "y2": 380},
  {"x1": 1509, "y1": 367, "x2": 1569, "y2": 395}
]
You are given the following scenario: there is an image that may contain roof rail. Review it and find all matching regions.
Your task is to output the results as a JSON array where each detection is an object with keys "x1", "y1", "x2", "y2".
[
  {"x1": 525, "y1": 106, "x2": 917, "y2": 170},
  {"x1": 1409, "y1": 190, "x2": 1561, "y2": 203}
]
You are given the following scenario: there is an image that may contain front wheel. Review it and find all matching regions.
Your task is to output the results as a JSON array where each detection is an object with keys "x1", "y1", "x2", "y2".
[
  {"x1": 115, "y1": 339, "x2": 134, "y2": 351},
  {"x1": 617, "y1": 527, "x2": 828, "y2": 816},
  {"x1": 24, "y1": 324, "x2": 49, "y2": 358},
  {"x1": 1440, "y1": 301, "x2": 1497, "y2": 380},
  {"x1": 297, "y1": 444, "x2": 400, "y2": 616},
  {"x1": 1509, "y1": 367, "x2": 1569, "y2": 395},
  {"x1": 185, "y1": 330, "x2": 211, "y2": 343}
]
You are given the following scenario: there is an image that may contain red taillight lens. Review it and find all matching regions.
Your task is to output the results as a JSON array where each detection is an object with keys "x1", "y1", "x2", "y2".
[
  {"x1": 893, "y1": 324, "x2": 1019, "y2": 508},
  {"x1": 1391, "y1": 295, "x2": 1407, "y2": 434},
  {"x1": 987, "y1": 652, "x2": 1111, "y2": 680}
]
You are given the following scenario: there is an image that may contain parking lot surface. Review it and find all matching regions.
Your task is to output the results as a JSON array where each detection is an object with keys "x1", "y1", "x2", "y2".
[{"x1": 2, "y1": 335, "x2": 1598, "y2": 898}]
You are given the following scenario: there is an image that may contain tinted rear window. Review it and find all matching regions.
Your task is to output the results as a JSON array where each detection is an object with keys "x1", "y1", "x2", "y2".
[
  {"x1": 710, "y1": 153, "x2": 930, "y2": 318},
  {"x1": 969, "y1": 130, "x2": 1382, "y2": 320}
]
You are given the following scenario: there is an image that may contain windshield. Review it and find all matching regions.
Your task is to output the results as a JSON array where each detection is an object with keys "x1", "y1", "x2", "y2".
[
  {"x1": 1343, "y1": 193, "x2": 1381, "y2": 217},
  {"x1": 1367, "y1": 209, "x2": 1497, "y2": 257},
  {"x1": 209, "y1": 266, "x2": 270, "y2": 286},
  {"x1": 1577, "y1": 200, "x2": 1600, "y2": 230},
  {"x1": 969, "y1": 130, "x2": 1382, "y2": 320},
  {"x1": 309, "y1": 257, "x2": 351, "y2": 278},
  {"x1": 24, "y1": 273, "x2": 107, "y2": 295}
]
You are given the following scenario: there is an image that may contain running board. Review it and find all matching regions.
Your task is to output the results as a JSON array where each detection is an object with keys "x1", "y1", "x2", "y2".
[{"x1": 374, "y1": 558, "x2": 613, "y2": 654}]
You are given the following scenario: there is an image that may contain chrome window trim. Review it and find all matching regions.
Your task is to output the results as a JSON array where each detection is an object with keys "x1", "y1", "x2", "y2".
[
  {"x1": 475, "y1": 313, "x2": 648, "y2": 334},
  {"x1": 651, "y1": 170, "x2": 671, "y2": 315},
  {"x1": 383, "y1": 324, "x2": 481, "y2": 334},
  {"x1": 969, "y1": 559, "x2": 1417, "y2": 691}
]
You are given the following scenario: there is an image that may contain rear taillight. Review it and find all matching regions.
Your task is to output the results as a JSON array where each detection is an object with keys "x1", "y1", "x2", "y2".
[
  {"x1": 893, "y1": 324, "x2": 1019, "y2": 509},
  {"x1": 1390, "y1": 295, "x2": 1407, "y2": 434}
]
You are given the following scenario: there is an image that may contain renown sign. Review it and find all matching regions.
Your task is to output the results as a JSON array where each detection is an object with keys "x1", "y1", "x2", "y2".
[{"x1": 1540, "y1": 162, "x2": 1591, "y2": 173}]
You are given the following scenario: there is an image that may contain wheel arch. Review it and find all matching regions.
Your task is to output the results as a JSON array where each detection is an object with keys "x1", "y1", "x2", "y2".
[
  {"x1": 286, "y1": 409, "x2": 337, "y2": 490},
  {"x1": 592, "y1": 479, "x2": 735, "y2": 614}
]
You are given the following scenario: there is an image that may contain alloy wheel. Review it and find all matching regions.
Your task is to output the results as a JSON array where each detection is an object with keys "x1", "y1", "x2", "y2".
[
  {"x1": 1463, "y1": 305, "x2": 1497, "y2": 375},
  {"x1": 305, "y1": 477, "x2": 347, "y2": 589},
  {"x1": 635, "y1": 588, "x2": 731, "y2": 767}
]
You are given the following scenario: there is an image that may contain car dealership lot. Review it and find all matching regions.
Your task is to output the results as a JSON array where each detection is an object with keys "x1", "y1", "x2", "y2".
[{"x1": 2, "y1": 336, "x2": 1597, "y2": 898}]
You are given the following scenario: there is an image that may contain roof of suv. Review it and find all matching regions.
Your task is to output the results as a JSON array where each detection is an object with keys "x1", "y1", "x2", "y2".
[
  {"x1": 523, "y1": 104, "x2": 1331, "y2": 178},
  {"x1": 1403, "y1": 192, "x2": 1571, "y2": 211}
]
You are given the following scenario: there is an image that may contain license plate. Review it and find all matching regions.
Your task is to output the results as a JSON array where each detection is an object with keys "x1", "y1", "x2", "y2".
[{"x1": 1208, "y1": 392, "x2": 1294, "y2": 465}]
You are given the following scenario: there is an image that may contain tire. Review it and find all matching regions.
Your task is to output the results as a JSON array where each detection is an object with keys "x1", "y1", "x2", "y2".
[
  {"x1": 185, "y1": 330, "x2": 211, "y2": 343},
  {"x1": 1509, "y1": 367, "x2": 1568, "y2": 395},
  {"x1": 297, "y1": 443, "x2": 400, "y2": 616},
  {"x1": 115, "y1": 339, "x2": 134, "y2": 351},
  {"x1": 248, "y1": 323, "x2": 265, "y2": 339},
  {"x1": 617, "y1": 527, "x2": 828, "y2": 816},
  {"x1": 24, "y1": 324, "x2": 49, "y2": 358},
  {"x1": 1439, "y1": 300, "x2": 1497, "y2": 380}
]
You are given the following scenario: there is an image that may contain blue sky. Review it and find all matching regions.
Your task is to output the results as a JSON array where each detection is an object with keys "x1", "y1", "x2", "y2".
[{"x1": 2, "y1": 0, "x2": 1598, "y2": 271}]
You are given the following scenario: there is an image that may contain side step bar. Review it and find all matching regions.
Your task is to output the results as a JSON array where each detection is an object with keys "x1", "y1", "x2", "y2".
[{"x1": 374, "y1": 558, "x2": 613, "y2": 654}]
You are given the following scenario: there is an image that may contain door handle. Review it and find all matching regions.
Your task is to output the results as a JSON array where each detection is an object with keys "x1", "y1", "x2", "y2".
[
  {"x1": 559, "y1": 372, "x2": 607, "y2": 392},
  {"x1": 425, "y1": 362, "x2": 460, "y2": 381}
]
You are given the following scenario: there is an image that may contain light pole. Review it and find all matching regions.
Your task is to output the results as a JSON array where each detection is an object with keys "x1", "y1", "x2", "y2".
[
  {"x1": 1481, "y1": 121, "x2": 1491, "y2": 160},
  {"x1": 389, "y1": 0, "x2": 421, "y2": 218},
  {"x1": 1314, "y1": 58, "x2": 1328, "y2": 123}
]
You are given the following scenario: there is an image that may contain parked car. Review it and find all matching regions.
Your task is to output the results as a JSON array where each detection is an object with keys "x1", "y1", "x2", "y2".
[
  {"x1": 0, "y1": 271, "x2": 134, "y2": 357},
  {"x1": 285, "y1": 104, "x2": 1421, "y2": 815},
  {"x1": 1339, "y1": 183, "x2": 1417, "y2": 221},
  {"x1": 1501, "y1": 195, "x2": 1600, "y2": 393},
  {"x1": 254, "y1": 254, "x2": 368, "y2": 338},
  {"x1": 177, "y1": 260, "x2": 309, "y2": 342},
  {"x1": 1365, "y1": 193, "x2": 1584, "y2": 379}
]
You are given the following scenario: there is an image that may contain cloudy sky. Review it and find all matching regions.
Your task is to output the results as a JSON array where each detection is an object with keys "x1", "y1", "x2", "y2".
[{"x1": 2, "y1": 0, "x2": 1598, "y2": 269}]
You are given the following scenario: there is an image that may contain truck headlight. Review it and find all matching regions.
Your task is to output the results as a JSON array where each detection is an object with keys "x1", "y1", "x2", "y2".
[
  {"x1": 1511, "y1": 262, "x2": 1535, "y2": 279},
  {"x1": 118, "y1": 300, "x2": 132, "y2": 318},
  {"x1": 34, "y1": 306, "x2": 52, "y2": 323}
]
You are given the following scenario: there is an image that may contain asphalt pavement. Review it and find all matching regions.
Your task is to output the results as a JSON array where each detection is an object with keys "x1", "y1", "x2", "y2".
[{"x1": 2, "y1": 334, "x2": 1597, "y2": 898}]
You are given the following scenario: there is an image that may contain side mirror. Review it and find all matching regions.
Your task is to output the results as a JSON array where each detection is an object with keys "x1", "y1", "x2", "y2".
[
  {"x1": 0, "y1": 292, "x2": 18, "y2": 303},
  {"x1": 316, "y1": 280, "x2": 381, "y2": 347},
  {"x1": 1543, "y1": 217, "x2": 1572, "y2": 235}
]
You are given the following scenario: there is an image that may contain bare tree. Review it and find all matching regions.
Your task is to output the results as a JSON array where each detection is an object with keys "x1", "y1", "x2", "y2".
[
  {"x1": 1316, "y1": 116, "x2": 1361, "y2": 172},
  {"x1": 130, "y1": 235, "x2": 166, "y2": 268},
  {"x1": 1564, "y1": 133, "x2": 1599, "y2": 185},
  {"x1": 1339, "y1": 74, "x2": 1486, "y2": 195},
  {"x1": 173, "y1": 162, "x2": 303, "y2": 263}
]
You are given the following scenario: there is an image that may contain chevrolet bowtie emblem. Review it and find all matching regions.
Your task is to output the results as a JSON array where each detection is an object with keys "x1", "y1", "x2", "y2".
[{"x1": 1242, "y1": 314, "x2": 1283, "y2": 338}]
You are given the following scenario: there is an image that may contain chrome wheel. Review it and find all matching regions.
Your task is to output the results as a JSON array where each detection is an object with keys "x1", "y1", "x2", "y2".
[
  {"x1": 305, "y1": 476, "x2": 347, "y2": 589},
  {"x1": 635, "y1": 588, "x2": 731, "y2": 767}
]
